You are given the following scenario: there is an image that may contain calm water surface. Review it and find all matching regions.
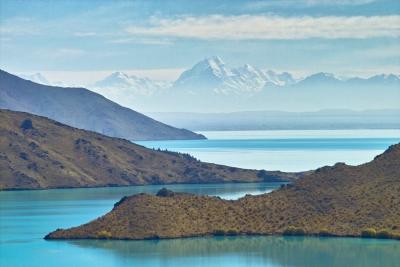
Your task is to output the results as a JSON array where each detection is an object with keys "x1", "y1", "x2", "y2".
[
  {"x1": 1, "y1": 130, "x2": 400, "y2": 266},
  {"x1": 138, "y1": 129, "x2": 400, "y2": 171},
  {"x1": 1, "y1": 183, "x2": 399, "y2": 267}
]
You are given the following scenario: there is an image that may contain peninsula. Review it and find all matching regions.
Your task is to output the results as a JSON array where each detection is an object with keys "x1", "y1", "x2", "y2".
[
  {"x1": 46, "y1": 143, "x2": 400, "y2": 240},
  {"x1": 0, "y1": 109, "x2": 298, "y2": 190}
]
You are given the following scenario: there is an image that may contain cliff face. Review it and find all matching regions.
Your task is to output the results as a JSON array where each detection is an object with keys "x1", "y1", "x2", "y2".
[
  {"x1": 0, "y1": 69, "x2": 204, "y2": 141},
  {"x1": 46, "y1": 144, "x2": 400, "y2": 240},
  {"x1": 0, "y1": 109, "x2": 296, "y2": 190}
]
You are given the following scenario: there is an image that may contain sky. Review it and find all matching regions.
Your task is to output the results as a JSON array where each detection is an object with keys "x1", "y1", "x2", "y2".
[{"x1": 0, "y1": 0, "x2": 399, "y2": 84}]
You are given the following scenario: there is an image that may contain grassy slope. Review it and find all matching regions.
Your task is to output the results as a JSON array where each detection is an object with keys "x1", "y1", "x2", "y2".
[
  {"x1": 0, "y1": 109, "x2": 298, "y2": 190},
  {"x1": 46, "y1": 144, "x2": 400, "y2": 240}
]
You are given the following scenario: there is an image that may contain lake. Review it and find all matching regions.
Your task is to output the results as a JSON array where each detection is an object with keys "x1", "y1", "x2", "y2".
[
  {"x1": 1, "y1": 183, "x2": 400, "y2": 267},
  {"x1": 138, "y1": 129, "x2": 400, "y2": 171},
  {"x1": 1, "y1": 129, "x2": 400, "y2": 267}
]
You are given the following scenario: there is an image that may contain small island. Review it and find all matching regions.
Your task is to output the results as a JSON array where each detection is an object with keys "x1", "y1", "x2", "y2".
[{"x1": 46, "y1": 144, "x2": 400, "y2": 240}]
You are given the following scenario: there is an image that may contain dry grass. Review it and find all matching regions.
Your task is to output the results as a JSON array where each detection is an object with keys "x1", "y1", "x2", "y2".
[
  {"x1": 46, "y1": 143, "x2": 400, "y2": 240},
  {"x1": 0, "y1": 109, "x2": 299, "y2": 190}
]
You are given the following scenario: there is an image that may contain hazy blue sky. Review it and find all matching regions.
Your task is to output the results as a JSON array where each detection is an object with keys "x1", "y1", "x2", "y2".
[{"x1": 0, "y1": 0, "x2": 399, "y2": 82}]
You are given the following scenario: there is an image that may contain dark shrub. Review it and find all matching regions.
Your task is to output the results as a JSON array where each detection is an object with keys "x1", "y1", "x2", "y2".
[
  {"x1": 283, "y1": 226, "x2": 305, "y2": 236},
  {"x1": 213, "y1": 230, "x2": 226, "y2": 236},
  {"x1": 19, "y1": 152, "x2": 29, "y2": 160},
  {"x1": 257, "y1": 170, "x2": 268, "y2": 178},
  {"x1": 361, "y1": 228, "x2": 376, "y2": 238},
  {"x1": 114, "y1": 196, "x2": 128, "y2": 208},
  {"x1": 318, "y1": 229, "x2": 334, "y2": 237},
  {"x1": 226, "y1": 230, "x2": 238, "y2": 236},
  {"x1": 20, "y1": 119, "x2": 33, "y2": 130},
  {"x1": 392, "y1": 233, "x2": 400, "y2": 240},
  {"x1": 156, "y1": 188, "x2": 175, "y2": 197},
  {"x1": 376, "y1": 230, "x2": 392, "y2": 239}
]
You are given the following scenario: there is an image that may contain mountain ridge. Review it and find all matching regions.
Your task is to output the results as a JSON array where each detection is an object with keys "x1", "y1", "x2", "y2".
[
  {"x1": 17, "y1": 57, "x2": 400, "y2": 112},
  {"x1": 20, "y1": 58, "x2": 400, "y2": 95},
  {"x1": 0, "y1": 69, "x2": 204, "y2": 141},
  {"x1": 0, "y1": 109, "x2": 299, "y2": 190}
]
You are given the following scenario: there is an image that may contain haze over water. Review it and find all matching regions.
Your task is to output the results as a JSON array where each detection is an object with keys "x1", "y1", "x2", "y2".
[{"x1": 139, "y1": 129, "x2": 400, "y2": 172}]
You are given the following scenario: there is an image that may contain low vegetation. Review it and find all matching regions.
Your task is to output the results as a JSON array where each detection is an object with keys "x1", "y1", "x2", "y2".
[
  {"x1": 283, "y1": 226, "x2": 306, "y2": 236},
  {"x1": 0, "y1": 109, "x2": 300, "y2": 190},
  {"x1": 45, "y1": 143, "x2": 400, "y2": 241}
]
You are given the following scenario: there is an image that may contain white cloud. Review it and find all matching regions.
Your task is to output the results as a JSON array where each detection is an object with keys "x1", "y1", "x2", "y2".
[
  {"x1": 126, "y1": 15, "x2": 400, "y2": 40},
  {"x1": 246, "y1": 0, "x2": 376, "y2": 9},
  {"x1": 74, "y1": 32, "x2": 97, "y2": 37},
  {"x1": 304, "y1": 0, "x2": 376, "y2": 5},
  {"x1": 41, "y1": 48, "x2": 86, "y2": 59},
  {"x1": 0, "y1": 17, "x2": 41, "y2": 36},
  {"x1": 109, "y1": 37, "x2": 173, "y2": 45}
]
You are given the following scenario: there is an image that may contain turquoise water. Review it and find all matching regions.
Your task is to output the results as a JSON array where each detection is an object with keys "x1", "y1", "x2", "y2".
[
  {"x1": 1, "y1": 183, "x2": 399, "y2": 267},
  {"x1": 138, "y1": 129, "x2": 400, "y2": 171},
  {"x1": 1, "y1": 130, "x2": 400, "y2": 266}
]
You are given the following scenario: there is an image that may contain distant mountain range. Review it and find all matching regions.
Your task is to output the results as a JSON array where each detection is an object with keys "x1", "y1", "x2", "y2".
[
  {"x1": 0, "y1": 70, "x2": 204, "y2": 141},
  {"x1": 173, "y1": 57, "x2": 297, "y2": 94},
  {"x1": 93, "y1": 71, "x2": 171, "y2": 96},
  {"x1": 18, "y1": 57, "x2": 400, "y2": 112}
]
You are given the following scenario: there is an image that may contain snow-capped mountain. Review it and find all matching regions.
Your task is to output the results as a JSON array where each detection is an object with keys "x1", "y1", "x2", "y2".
[
  {"x1": 365, "y1": 74, "x2": 400, "y2": 84},
  {"x1": 15, "y1": 57, "x2": 399, "y2": 113},
  {"x1": 19, "y1": 73, "x2": 50, "y2": 85},
  {"x1": 295, "y1": 72, "x2": 342, "y2": 87},
  {"x1": 173, "y1": 56, "x2": 297, "y2": 95},
  {"x1": 173, "y1": 57, "x2": 236, "y2": 94},
  {"x1": 93, "y1": 71, "x2": 171, "y2": 96},
  {"x1": 18, "y1": 73, "x2": 75, "y2": 87},
  {"x1": 264, "y1": 70, "x2": 297, "y2": 86}
]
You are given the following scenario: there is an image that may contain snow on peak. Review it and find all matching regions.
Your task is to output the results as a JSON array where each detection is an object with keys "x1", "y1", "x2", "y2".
[
  {"x1": 369, "y1": 73, "x2": 400, "y2": 81},
  {"x1": 93, "y1": 72, "x2": 171, "y2": 96},
  {"x1": 176, "y1": 58, "x2": 259, "y2": 93},
  {"x1": 175, "y1": 57, "x2": 301, "y2": 94},
  {"x1": 263, "y1": 70, "x2": 297, "y2": 86},
  {"x1": 110, "y1": 71, "x2": 130, "y2": 79},
  {"x1": 206, "y1": 56, "x2": 225, "y2": 66},
  {"x1": 19, "y1": 73, "x2": 50, "y2": 85},
  {"x1": 195, "y1": 56, "x2": 233, "y2": 78}
]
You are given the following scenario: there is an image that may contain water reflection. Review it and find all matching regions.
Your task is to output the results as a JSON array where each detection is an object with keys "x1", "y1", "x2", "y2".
[
  {"x1": 0, "y1": 182, "x2": 283, "y2": 204},
  {"x1": 67, "y1": 236, "x2": 400, "y2": 267}
]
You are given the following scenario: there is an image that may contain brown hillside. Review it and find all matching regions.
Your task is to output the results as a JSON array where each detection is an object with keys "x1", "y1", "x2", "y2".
[
  {"x1": 0, "y1": 109, "x2": 297, "y2": 190},
  {"x1": 46, "y1": 144, "x2": 400, "y2": 240},
  {"x1": 0, "y1": 69, "x2": 205, "y2": 141}
]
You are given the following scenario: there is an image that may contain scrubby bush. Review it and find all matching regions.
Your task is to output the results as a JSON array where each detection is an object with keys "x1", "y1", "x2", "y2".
[
  {"x1": 376, "y1": 230, "x2": 392, "y2": 239},
  {"x1": 226, "y1": 230, "x2": 238, "y2": 236},
  {"x1": 156, "y1": 188, "x2": 175, "y2": 197},
  {"x1": 318, "y1": 229, "x2": 334, "y2": 237},
  {"x1": 257, "y1": 170, "x2": 268, "y2": 179},
  {"x1": 97, "y1": 230, "x2": 112, "y2": 239},
  {"x1": 283, "y1": 226, "x2": 305, "y2": 236},
  {"x1": 20, "y1": 119, "x2": 33, "y2": 130},
  {"x1": 213, "y1": 230, "x2": 226, "y2": 236},
  {"x1": 391, "y1": 233, "x2": 400, "y2": 240},
  {"x1": 361, "y1": 228, "x2": 376, "y2": 238}
]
